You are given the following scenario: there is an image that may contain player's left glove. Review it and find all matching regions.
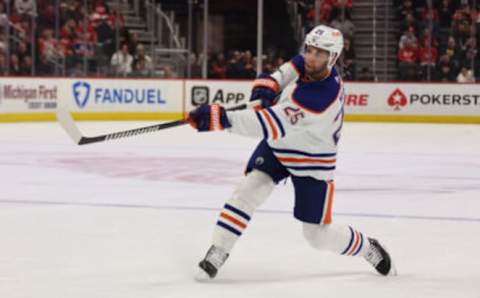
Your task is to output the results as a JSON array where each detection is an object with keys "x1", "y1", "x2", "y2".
[{"x1": 188, "y1": 104, "x2": 232, "y2": 132}]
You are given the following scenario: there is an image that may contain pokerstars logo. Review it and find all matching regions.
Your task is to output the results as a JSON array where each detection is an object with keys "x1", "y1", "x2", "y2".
[{"x1": 387, "y1": 88, "x2": 408, "y2": 111}]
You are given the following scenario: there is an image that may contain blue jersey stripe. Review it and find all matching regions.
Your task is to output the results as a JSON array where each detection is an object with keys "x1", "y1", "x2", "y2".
[
  {"x1": 266, "y1": 108, "x2": 285, "y2": 138},
  {"x1": 216, "y1": 221, "x2": 242, "y2": 236},
  {"x1": 270, "y1": 147, "x2": 336, "y2": 158},
  {"x1": 224, "y1": 204, "x2": 251, "y2": 221},
  {"x1": 285, "y1": 165, "x2": 336, "y2": 171},
  {"x1": 341, "y1": 226, "x2": 355, "y2": 255},
  {"x1": 255, "y1": 111, "x2": 269, "y2": 139}
]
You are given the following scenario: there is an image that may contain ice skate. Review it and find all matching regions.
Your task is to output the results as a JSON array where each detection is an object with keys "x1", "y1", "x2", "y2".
[
  {"x1": 365, "y1": 238, "x2": 397, "y2": 276},
  {"x1": 195, "y1": 245, "x2": 229, "y2": 282}
]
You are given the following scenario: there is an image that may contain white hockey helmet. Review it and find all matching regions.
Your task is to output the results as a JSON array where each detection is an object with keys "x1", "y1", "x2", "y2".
[{"x1": 304, "y1": 25, "x2": 344, "y2": 70}]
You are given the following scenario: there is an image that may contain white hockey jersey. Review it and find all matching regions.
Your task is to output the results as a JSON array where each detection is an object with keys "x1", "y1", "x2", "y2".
[{"x1": 226, "y1": 54, "x2": 345, "y2": 180}]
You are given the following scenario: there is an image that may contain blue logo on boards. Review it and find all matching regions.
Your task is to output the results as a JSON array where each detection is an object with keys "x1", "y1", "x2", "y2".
[
  {"x1": 72, "y1": 81, "x2": 167, "y2": 109},
  {"x1": 73, "y1": 81, "x2": 91, "y2": 108}
]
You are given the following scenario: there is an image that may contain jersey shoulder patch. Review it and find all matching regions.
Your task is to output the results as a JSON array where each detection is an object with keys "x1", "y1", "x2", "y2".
[{"x1": 291, "y1": 71, "x2": 342, "y2": 114}]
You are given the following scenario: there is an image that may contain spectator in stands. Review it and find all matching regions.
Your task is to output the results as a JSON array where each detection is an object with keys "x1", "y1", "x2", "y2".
[
  {"x1": 418, "y1": 28, "x2": 438, "y2": 50},
  {"x1": 61, "y1": 19, "x2": 78, "y2": 40},
  {"x1": 397, "y1": 0, "x2": 415, "y2": 20},
  {"x1": 15, "y1": 0, "x2": 36, "y2": 17},
  {"x1": 60, "y1": 0, "x2": 81, "y2": 23},
  {"x1": 110, "y1": 43, "x2": 132, "y2": 76},
  {"x1": 95, "y1": 17, "x2": 115, "y2": 58},
  {"x1": 342, "y1": 37, "x2": 355, "y2": 80},
  {"x1": 17, "y1": 41, "x2": 30, "y2": 62},
  {"x1": 456, "y1": 66, "x2": 475, "y2": 82},
  {"x1": 331, "y1": 0, "x2": 353, "y2": 20},
  {"x1": 209, "y1": 53, "x2": 226, "y2": 79},
  {"x1": 306, "y1": 1, "x2": 333, "y2": 26},
  {"x1": 438, "y1": 0, "x2": 456, "y2": 28},
  {"x1": 9, "y1": 53, "x2": 21, "y2": 75},
  {"x1": 19, "y1": 55, "x2": 32, "y2": 75},
  {"x1": 419, "y1": 6, "x2": 440, "y2": 38},
  {"x1": 418, "y1": 38, "x2": 438, "y2": 79},
  {"x1": 132, "y1": 44, "x2": 152, "y2": 76},
  {"x1": 259, "y1": 61, "x2": 274, "y2": 77},
  {"x1": 453, "y1": 19, "x2": 472, "y2": 48},
  {"x1": 435, "y1": 54, "x2": 456, "y2": 81},
  {"x1": 0, "y1": 2, "x2": 8, "y2": 28},
  {"x1": 37, "y1": 54, "x2": 53, "y2": 75},
  {"x1": 442, "y1": 36, "x2": 462, "y2": 69},
  {"x1": 131, "y1": 57, "x2": 150, "y2": 77},
  {"x1": 38, "y1": 29, "x2": 60, "y2": 61},
  {"x1": 398, "y1": 40, "x2": 418, "y2": 80},
  {"x1": 90, "y1": 2, "x2": 109, "y2": 25},
  {"x1": 399, "y1": 26, "x2": 418, "y2": 49},
  {"x1": 72, "y1": 24, "x2": 97, "y2": 61},
  {"x1": 460, "y1": 41, "x2": 479, "y2": 75},
  {"x1": 225, "y1": 50, "x2": 245, "y2": 78},
  {"x1": 127, "y1": 31, "x2": 140, "y2": 55},
  {"x1": 0, "y1": 53, "x2": 6, "y2": 75},
  {"x1": 242, "y1": 50, "x2": 256, "y2": 79},
  {"x1": 0, "y1": 32, "x2": 7, "y2": 53},
  {"x1": 400, "y1": 13, "x2": 418, "y2": 34}
]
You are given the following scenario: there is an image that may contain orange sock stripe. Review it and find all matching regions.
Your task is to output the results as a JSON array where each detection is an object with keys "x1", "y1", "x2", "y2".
[
  {"x1": 260, "y1": 109, "x2": 278, "y2": 140},
  {"x1": 347, "y1": 231, "x2": 361, "y2": 256},
  {"x1": 220, "y1": 212, "x2": 247, "y2": 229},
  {"x1": 323, "y1": 181, "x2": 335, "y2": 224}
]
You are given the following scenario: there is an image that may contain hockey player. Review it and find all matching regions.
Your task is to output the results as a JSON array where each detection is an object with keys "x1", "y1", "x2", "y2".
[{"x1": 188, "y1": 25, "x2": 395, "y2": 280}]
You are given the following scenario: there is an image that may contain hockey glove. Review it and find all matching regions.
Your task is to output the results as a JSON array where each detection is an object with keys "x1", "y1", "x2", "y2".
[
  {"x1": 188, "y1": 104, "x2": 232, "y2": 132},
  {"x1": 250, "y1": 74, "x2": 280, "y2": 108}
]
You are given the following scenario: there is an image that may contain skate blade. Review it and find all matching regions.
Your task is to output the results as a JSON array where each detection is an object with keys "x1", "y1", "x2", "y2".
[
  {"x1": 384, "y1": 244, "x2": 398, "y2": 276},
  {"x1": 388, "y1": 259, "x2": 398, "y2": 276},
  {"x1": 194, "y1": 269, "x2": 213, "y2": 282}
]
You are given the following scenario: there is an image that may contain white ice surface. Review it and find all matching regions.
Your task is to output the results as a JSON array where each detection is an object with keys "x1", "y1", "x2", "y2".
[{"x1": 0, "y1": 121, "x2": 479, "y2": 298}]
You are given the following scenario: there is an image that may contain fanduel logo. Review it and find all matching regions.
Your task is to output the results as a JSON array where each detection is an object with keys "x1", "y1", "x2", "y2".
[
  {"x1": 72, "y1": 81, "x2": 166, "y2": 109},
  {"x1": 73, "y1": 81, "x2": 91, "y2": 108}
]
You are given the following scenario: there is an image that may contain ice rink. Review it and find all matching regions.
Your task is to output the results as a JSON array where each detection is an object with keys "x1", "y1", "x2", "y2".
[{"x1": 0, "y1": 120, "x2": 479, "y2": 298}]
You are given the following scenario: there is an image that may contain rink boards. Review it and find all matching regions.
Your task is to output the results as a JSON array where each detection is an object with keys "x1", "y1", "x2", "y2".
[{"x1": 0, "y1": 77, "x2": 479, "y2": 123}]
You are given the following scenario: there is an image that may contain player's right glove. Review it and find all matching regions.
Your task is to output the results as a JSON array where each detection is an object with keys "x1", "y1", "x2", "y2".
[
  {"x1": 249, "y1": 74, "x2": 280, "y2": 108},
  {"x1": 188, "y1": 104, "x2": 231, "y2": 132}
]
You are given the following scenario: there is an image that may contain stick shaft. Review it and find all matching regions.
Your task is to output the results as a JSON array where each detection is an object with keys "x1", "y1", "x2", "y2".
[{"x1": 58, "y1": 102, "x2": 254, "y2": 146}]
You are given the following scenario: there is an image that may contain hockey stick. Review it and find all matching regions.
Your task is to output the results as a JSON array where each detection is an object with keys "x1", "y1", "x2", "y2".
[{"x1": 56, "y1": 102, "x2": 254, "y2": 146}]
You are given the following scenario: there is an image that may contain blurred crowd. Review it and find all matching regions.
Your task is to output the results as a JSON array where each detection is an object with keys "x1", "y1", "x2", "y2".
[
  {"x1": 0, "y1": 0, "x2": 154, "y2": 77},
  {"x1": 396, "y1": 0, "x2": 479, "y2": 82},
  {"x1": 188, "y1": 49, "x2": 287, "y2": 80},
  {"x1": 0, "y1": 0, "x2": 478, "y2": 82}
]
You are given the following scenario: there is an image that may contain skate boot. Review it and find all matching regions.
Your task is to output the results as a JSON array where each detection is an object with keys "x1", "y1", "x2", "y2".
[
  {"x1": 364, "y1": 238, "x2": 397, "y2": 276},
  {"x1": 195, "y1": 245, "x2": 229, "y2": 281}
]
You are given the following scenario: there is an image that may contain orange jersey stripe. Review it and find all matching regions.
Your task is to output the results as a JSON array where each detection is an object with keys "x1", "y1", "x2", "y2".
[
  {"x1": 220, "y1": 212, "x2": 247, "y2": 229},
  {"x1": 323, "y1": 181, "x2": 335, "y2": 224},
  {"x1": 277, "y1": 157, "x2": 337, "y2": 164},
  {"x1": 260, "y1": 109, "x2": 278, "y2": 140}
]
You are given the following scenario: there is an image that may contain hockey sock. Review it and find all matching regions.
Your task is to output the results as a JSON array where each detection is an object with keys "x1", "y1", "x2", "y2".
[
  {"x1": 211, "y1": 170, "x2": 275, "y2": 253},
  {"x1": 303, "y1": 223, "x2": 371, "y2": 257}
]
